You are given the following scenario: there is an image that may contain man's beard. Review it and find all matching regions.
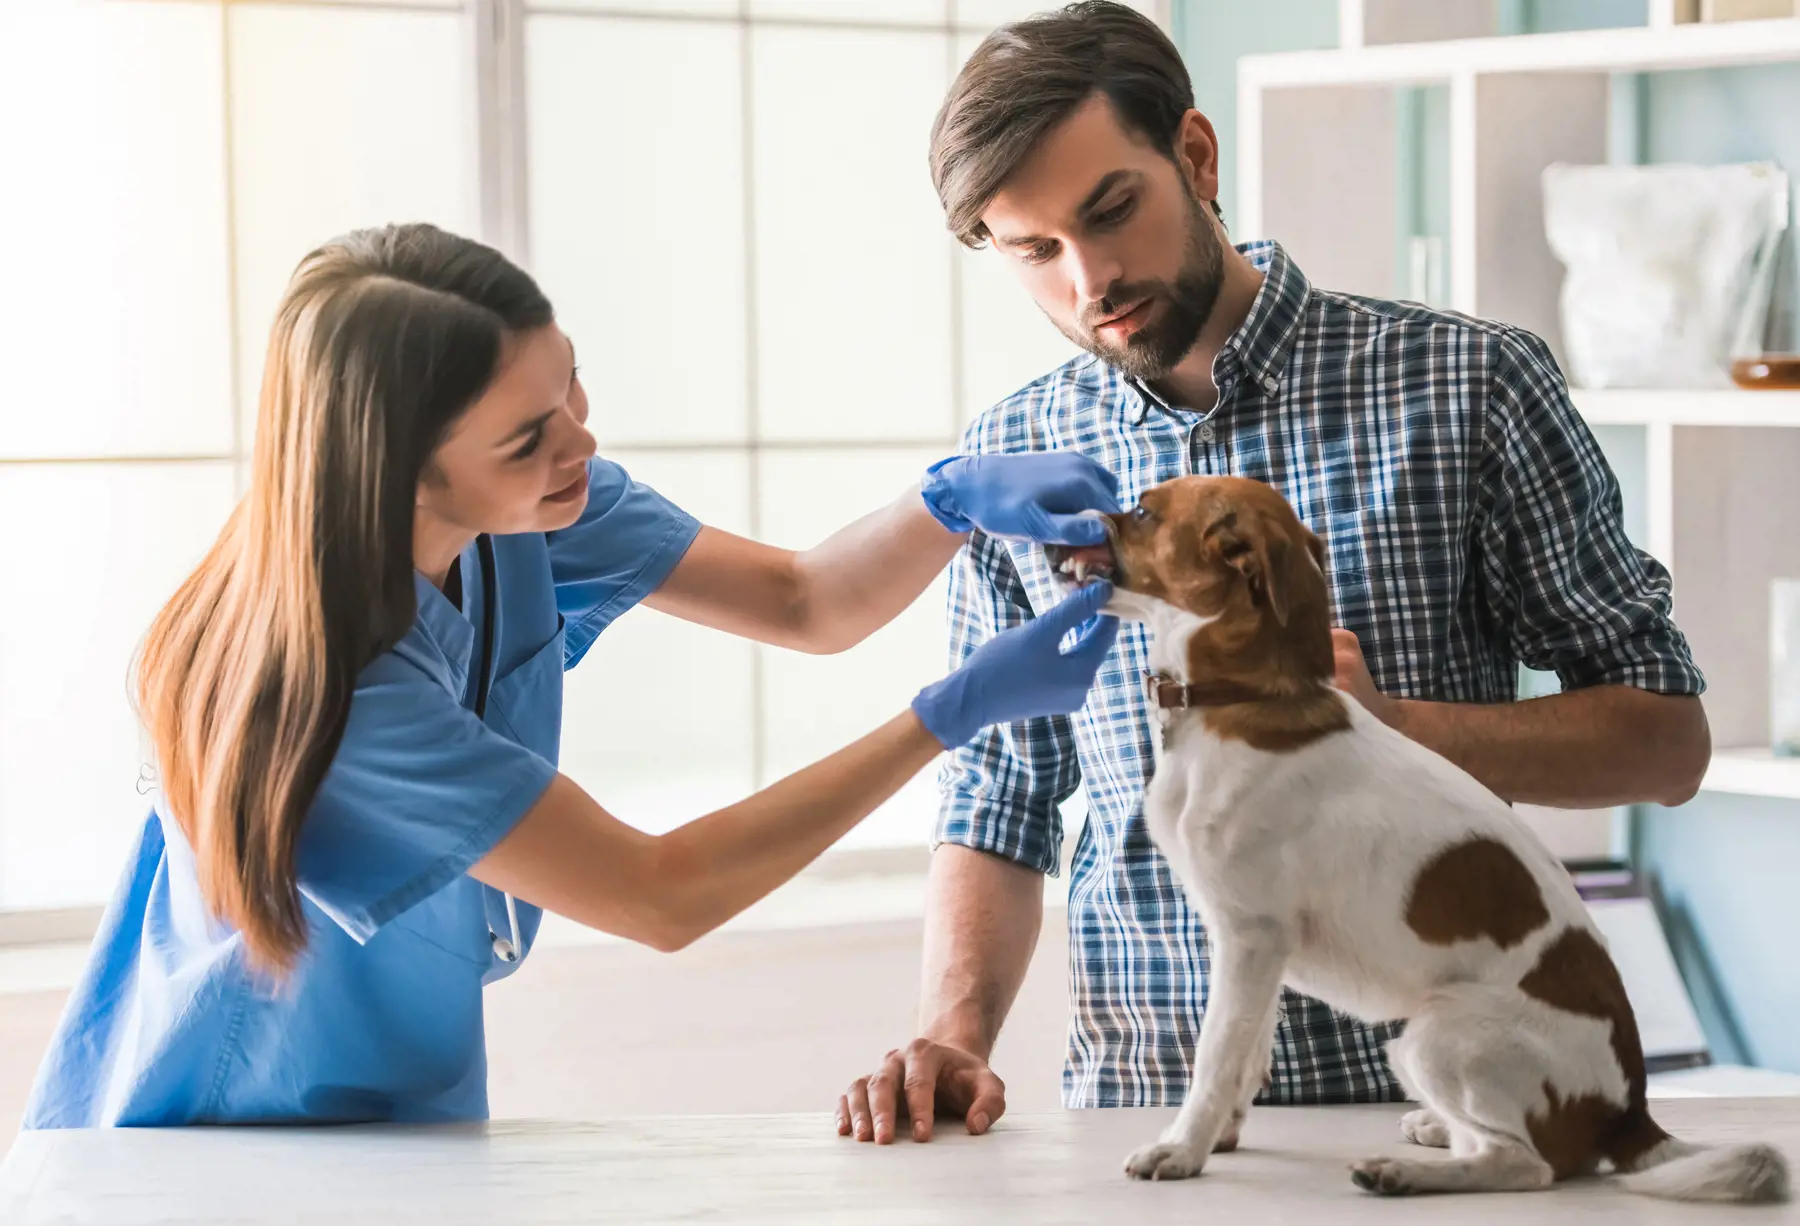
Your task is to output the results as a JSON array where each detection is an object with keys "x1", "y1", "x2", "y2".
[{"x1": 1057, "y1": 190, "x2": 1224, "y2": 382}]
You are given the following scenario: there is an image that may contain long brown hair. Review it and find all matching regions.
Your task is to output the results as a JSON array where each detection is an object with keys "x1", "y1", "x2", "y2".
[{"x1": 137, "y1": 224, "x2": 553, "y2": 976}]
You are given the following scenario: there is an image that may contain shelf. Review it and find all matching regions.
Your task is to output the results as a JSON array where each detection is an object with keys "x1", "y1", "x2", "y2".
[
  {"x1": 1240, "y1": 17, "x2": 1800, "y2": 89},
  {"x1": 1572, "y1": 389, "x2": 1800, "y2": 429},
  {"x1": 1700, "y1": 748, "x2": 1800, "y2": 800}
]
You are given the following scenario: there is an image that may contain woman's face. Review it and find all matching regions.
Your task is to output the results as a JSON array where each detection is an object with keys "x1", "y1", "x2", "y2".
[{"x1": 418, "y1": 323, "x2": 596, "y2": 539}]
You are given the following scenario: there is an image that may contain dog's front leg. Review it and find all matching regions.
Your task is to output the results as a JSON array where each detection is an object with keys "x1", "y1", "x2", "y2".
[{"x1": 1124, "y1": 918, "x2": 1289, "y2": 1181}]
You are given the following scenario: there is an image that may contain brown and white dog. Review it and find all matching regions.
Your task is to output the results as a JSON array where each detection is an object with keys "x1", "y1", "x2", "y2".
[{"x1": 1047, "y1": 474, "x2": 1789, "y2": 1202}]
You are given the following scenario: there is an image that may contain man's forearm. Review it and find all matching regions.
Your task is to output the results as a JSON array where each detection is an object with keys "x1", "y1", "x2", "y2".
[
  {"x1": 917, "y1": 844, "x2": 1045, "y2": 1060},
  {"x1": 1388, "y1": 686, "x2": 1710, "y2": 810}
]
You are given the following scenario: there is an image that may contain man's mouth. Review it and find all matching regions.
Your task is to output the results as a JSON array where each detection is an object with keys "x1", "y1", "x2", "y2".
[
  {"x1": 1093, "y1": 298, "x2": 1153, "y2": 339},
  {"x1": 1045, "y1": 541, "x2": 1118, "y2": 585}
]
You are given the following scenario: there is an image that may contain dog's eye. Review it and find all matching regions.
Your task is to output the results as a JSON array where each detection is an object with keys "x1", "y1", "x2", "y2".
[{"x1": 1132, "y1": 505, "x2": 1153, "y2": 522}]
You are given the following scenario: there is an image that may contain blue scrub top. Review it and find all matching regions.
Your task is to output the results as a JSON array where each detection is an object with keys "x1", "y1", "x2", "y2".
[{"x1": 23, "y1": 458, "x2": 699, "y2": 1128}]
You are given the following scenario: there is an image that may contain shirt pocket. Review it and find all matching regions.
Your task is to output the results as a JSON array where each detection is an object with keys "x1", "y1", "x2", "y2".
[{"x1": 486, "y1": 616, "x2": 566, "y2": 764}]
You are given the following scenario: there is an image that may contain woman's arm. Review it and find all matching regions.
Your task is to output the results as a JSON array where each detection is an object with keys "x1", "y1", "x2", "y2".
[
  {"x1": 473, "y1": 580, "x2": 1117, "y2": 953},
  {"x1": 641, "y1": 494, "x2": 959, "y2": 656},
  {"x1": 639, "y1": 453, "x2": 1120, "y2": 655},
  {"x1": 471, "y1": 710, "x2": 940, "y2": 951}
]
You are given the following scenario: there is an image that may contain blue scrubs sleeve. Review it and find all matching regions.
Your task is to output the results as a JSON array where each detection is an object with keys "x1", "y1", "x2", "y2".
[
  {"x1": 548, "y1": 457, "x2": 701, "y2": 669},
  {"x1": 296, "y1": 650, "x2": 558, "y2": 944}
]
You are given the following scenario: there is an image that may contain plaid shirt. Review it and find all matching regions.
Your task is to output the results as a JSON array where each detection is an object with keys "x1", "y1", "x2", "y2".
[{"x1": 935, "y1": 241, "x2": 1704, "y2": 1108}]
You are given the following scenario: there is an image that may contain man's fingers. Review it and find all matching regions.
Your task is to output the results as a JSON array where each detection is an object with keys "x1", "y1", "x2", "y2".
[
  {"x1": 902, "y1": 1043, "x2": 946, "y2": 1143},
  {"x1": 846, "y1": 1080, "x2": 874, "y2": 1143},
  {"x1": 835, "y1": 1093, "x2": 851, "y2": 1137},
  {"x1": 867, "y1": 1052, "x2": 906, "y2": 1145},
  {"x1": 963, "y1": 1068, "x2": 1007, "y2": 1136}
]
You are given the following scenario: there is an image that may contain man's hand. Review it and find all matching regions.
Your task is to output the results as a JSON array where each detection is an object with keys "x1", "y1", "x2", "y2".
[
  {"x1": 835, "y1": 1038, "x2": 1006, "y2": 1144},
  {"x1": 1331, "y1": 628, "x2": 1400, "y2": 727}
]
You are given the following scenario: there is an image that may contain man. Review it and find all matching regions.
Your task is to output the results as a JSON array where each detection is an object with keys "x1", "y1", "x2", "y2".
[{"x1": 836, "y1": 0, "x2": 1711, "y2": 1144}]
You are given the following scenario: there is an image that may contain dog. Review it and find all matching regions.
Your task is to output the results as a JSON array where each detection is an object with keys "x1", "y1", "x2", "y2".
[{"x1": 1046, "y1": 473, "x2": 1789, "y2": 1202}]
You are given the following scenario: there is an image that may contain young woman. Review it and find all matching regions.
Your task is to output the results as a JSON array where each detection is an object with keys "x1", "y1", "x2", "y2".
[{"x1": 24, "y1": 224, "x2": 1119, "y2": 1128}]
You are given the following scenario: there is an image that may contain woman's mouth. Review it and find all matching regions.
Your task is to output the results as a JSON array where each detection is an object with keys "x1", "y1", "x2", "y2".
[{"x1": 544, "y1": 472, "x2": 588, "y2": 504}]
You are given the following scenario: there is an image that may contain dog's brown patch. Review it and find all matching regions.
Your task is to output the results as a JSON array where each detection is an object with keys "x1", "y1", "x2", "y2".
[
  {"x1": 1525, "y1": 1085, "x2": 1614, "y2": 1180},
  {"x1": 1518, "y1": 927, "x2": 1646, "y2": 1105},
  {"x1": 1403, "y1": 838, "x2": 1550, "y2": 949},
  {"x1": 1108, "y1": 477, "x2": 1346, "y2": 754},
  {"x1": 1202, "y1": 692, "x2": 1351, "y2": 752},
  {"x1": 1517, "y1": 926, "x2": 1667, "y2": 1176}
]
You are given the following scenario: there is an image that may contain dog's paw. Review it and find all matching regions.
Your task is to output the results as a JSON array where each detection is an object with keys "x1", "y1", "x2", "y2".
[
  {"x1": 1399, "y1": 1109, "x2": 1450, "y2": 1148},
  {"x1": 1124, "y1": 1140, "x2": 1208, "y2": 1181},
  {"x1": 1349, "y1": 1157, "x2": 1417, "y2": 1196}
]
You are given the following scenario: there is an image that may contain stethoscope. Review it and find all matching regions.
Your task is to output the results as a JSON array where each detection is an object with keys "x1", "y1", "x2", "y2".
[{"x1": 470, "y1": 534, "x2": 524, "y2": 964}]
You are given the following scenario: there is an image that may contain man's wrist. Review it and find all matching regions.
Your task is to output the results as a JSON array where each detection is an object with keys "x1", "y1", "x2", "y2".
[{"x1": 920, "y1": 1011, "x2": 996, "y2": 1061}]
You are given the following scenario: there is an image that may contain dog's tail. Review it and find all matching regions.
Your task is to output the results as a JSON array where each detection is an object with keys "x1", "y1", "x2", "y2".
[{"x1": 1609, "y1": 1109, "x2": 1790, "y2": 1204}]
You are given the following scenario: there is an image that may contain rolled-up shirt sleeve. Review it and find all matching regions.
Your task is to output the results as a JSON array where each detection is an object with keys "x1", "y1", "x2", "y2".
[{"x1": 1478, "y1": 330, "x2": 1705, "y2": 695}]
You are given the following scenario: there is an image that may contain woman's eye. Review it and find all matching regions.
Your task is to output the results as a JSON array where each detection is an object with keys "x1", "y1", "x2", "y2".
[{"x1": 512, "y1": 425, "x2": 545, "y2": 461}]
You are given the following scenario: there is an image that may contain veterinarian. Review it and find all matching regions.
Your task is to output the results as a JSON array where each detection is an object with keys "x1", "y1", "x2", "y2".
[
  {"x1": 24, "y1": 223, "x2": 1125, "y2": 1129},
  {"x1": 839, "y1": 1, "x2": 1710, "y2": 1144}
]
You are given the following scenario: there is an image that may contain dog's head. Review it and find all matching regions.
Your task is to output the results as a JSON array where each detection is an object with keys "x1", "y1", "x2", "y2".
[{"x1": 1049, "y1": 475, "x2": 1333, "y2": 678}]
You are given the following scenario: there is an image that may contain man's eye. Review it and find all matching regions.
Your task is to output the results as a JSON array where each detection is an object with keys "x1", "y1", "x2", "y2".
[
  {"x1": 1024, "y1": 242, "x2": 1057, "y2": 265},
  {"x1": 1094, "y1": 198, "x2": 1135, "y2": 227},
  {"x1": 512, "y1": 425, "x2": 545, "y2": 461}
]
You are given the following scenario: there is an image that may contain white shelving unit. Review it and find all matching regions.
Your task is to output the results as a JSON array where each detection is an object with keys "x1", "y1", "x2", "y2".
[{"x1": 1238, "y1": 1, "x2": 1800, "y2": 808}]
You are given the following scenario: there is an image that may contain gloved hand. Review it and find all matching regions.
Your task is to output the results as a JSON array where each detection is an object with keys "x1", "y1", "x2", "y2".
[
  {"x1": 912, "y1": 581, "x2": 1119, "y2": 751},
  {"x1": 920, "y1": 452, "x2": 1121, "y2": 546}
]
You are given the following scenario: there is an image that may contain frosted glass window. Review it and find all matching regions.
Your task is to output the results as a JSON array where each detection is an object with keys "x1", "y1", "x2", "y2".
[
  {"x1": 560, "y1": 452, "x2": 756, "y2": 835},
  {"x1": 750, "y1": 0, "x2": 946, "y2": 22},
  {"x1": 527, "y1": 16, "x2": 750, "y2": 447},
  {"x1": 0, "y1": 462, "x2": 237, "y2": 910},
  {"x1": 0, "y1": 1, "x2": 232, "y2": 460},
  {"x1": 957, "y1": 246, "x2": 1082, "y2": 426},
  {"x1": 751, "y1": 27, "x2": 956, "y2": 443},
  {"x1": 530, "y1": 1, "x2": 737, "y2": 12},
  {"x1": 229, "y1": 6, "x2": 478, "y2": 448},
  {"x1": 756, "y1": 449, "x2": 946, "y2": 849}
]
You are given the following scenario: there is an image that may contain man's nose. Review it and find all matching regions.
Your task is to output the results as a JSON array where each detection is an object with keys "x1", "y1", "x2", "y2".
[{"x1": 1065, "y1": 243, "x2": 1125, "y2": 313}]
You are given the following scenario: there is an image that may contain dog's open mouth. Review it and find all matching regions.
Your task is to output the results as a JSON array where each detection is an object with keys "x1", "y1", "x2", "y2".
[{"x1": 1045, "y1": 541, "x2": 1118, "y2": 585}]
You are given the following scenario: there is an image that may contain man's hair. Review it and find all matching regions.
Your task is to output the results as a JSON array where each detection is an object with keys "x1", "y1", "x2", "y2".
[{"x1": 929, "y1": 1, "x2": 1221, "y2": 249}]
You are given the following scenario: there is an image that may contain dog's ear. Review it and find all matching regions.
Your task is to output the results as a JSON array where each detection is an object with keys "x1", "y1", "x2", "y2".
[
  {"x1": 1205, "y1": 511, "x2": 1292, "y2": 625},
  {"x1": 1305, "y1": 526, "x2": 1328, "y2": 573}
]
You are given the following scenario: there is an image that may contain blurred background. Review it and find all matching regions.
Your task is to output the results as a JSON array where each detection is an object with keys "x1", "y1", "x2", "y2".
[{"x1": 3, "y1": 0, "x2": 1800, "y2": 1145}]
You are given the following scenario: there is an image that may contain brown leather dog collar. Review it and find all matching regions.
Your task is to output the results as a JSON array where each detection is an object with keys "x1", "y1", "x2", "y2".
[{"x1": 1143, "y1": 671, "x2": 1274, "y2": 711}]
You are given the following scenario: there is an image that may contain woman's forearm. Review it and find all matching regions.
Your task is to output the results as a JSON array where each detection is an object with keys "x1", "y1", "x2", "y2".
[
  {"x1": 787, "y1": 489, "x2": 963, "y2": 653},
  {"x1": 640, "y1": 488, "x2": 962, "y2": 656},
  {"x1": 653, "y1": 710, "x2": 941, "y2": 941},
  {"x1": 472, "y1": 711, "x2": 942, "y2": 951}
]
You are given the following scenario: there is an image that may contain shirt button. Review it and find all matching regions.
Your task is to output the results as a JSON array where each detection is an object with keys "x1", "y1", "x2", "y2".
[
  {"x1": 1197, "y1": 423, "x2": 1217, "y2": 443},
  {"x1": 1262, "y1": 376, "x2": 1279, "y2": 394}
]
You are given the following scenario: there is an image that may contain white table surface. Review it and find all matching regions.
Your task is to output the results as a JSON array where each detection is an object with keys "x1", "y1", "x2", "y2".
[{"x1": 3, "y1": 1100, "x2": 1797, "y2": 1225}]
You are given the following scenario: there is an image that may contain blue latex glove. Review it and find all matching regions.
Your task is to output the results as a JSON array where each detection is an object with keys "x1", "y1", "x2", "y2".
[
  {"x1": 920, "y1": 452, "x2": 1121, "y2": 546},
  {"x1": 912, "y1": 581, "x2": 1119, "y2": 751}
]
